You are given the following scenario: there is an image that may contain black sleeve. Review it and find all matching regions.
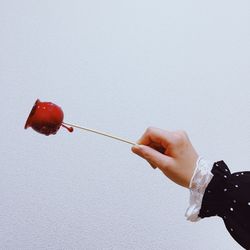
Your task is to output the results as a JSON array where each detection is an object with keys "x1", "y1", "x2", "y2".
[{"x1": 198, "y1": 161, "x2": 250, "y2": 249}]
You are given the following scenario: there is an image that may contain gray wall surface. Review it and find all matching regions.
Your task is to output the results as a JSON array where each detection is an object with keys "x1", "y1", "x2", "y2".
[{"x1": 1, "y1": 0, "x2": 249, "y2": 249}]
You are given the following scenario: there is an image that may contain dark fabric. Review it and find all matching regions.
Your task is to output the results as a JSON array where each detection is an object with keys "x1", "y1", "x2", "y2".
[{"x1": 199, "y1": 161, "x2": 250, "y2": 249}]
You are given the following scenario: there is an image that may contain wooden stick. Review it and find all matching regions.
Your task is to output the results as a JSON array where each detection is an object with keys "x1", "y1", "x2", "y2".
[{"x1": 63, "y1": 122, "x2": 137, "y2": 146}]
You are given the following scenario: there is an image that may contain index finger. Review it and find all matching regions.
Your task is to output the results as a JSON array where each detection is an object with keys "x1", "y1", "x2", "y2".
[{"x1": 136, "y1": 127, "x2": 174, "y2": 149}]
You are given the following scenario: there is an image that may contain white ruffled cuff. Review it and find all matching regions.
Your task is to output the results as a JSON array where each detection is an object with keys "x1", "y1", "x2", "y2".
[{"x1": 185, "y1": 156, "x2": 214, "y2": 222}]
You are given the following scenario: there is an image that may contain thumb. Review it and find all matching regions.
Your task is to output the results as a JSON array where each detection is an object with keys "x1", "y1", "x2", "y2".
[{"x1": 131, "y1": 144, "x2": 172, "y2": 170}]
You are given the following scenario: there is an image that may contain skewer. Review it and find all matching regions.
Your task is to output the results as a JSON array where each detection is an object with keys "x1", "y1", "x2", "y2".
[{"x1": 62, "y1": 122, "x2": 137, "y2": 146}]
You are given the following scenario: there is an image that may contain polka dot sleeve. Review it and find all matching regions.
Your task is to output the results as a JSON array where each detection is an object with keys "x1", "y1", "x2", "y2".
[{"x1": 199, "y1": 161, "x2": 250, "y2": 249}]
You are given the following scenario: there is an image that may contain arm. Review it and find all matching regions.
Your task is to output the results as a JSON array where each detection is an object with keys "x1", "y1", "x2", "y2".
[{"x1": 131, "y1": 127, "x2": 250, "y2": 249}]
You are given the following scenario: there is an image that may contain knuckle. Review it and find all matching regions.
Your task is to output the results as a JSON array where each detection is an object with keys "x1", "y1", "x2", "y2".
[
  {"x1": 142, "y1": 149, "x2": 151, "y2": 159},
  {"x1": 178, "y1": 130, "x2": 187, "y2": 136},
  {"x1": 146, "y1": 126, "x2": 156, "y2": 134},
  {"x1": 140, "y1": 147, "x2": 154, "y2": 162},
  {"x1": 173, "y1": 130, "x2": 188, "y2": 145}
]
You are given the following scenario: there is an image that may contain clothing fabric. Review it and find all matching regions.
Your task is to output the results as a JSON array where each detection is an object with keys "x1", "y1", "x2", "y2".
[
  {"x1": 187, "y1": 159, "x2": 250, "y2": 249},
  {"x1": 185, "y1": 156, "x2": 213, "y2": 221}
]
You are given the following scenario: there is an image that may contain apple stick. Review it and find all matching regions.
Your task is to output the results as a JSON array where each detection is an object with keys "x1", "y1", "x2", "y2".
[{"x1": 62, "y1": 122, "x2": 137, "y2": 146}]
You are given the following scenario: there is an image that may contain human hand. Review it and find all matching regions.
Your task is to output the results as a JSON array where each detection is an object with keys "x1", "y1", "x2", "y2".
[{"x1": 131, "y1": 127, "x2": 199, "y2": 188}]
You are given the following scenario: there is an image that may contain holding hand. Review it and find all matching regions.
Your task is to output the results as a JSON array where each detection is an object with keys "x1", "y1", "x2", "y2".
[{"x1": 131, "y1": 127, "x2": 198, "y2": 188}]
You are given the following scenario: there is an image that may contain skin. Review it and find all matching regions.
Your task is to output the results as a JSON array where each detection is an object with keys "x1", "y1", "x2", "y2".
[{"x1": 131, "y1": 127, "x2": 199, "y2": 188}]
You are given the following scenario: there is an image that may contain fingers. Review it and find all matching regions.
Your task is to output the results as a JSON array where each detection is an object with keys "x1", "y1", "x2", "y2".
[
  {"x1": 131, "y1": 127, "x2": 198, "y2": 187},
  {"x1": 131, "y1": 144, "x2": 173, "y2": 170},
  {"x1": 132, "y1": 127, "x2": 175, "y2": 170},
  {"x1": 148, "y1": 142, "x2": 165, "y2": 154},
  {"x1": 136, "y1": 127, "x2": 174, "y2": 149}
]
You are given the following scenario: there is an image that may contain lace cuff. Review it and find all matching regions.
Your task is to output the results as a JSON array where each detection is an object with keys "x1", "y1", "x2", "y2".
[{"x1": 185, "y1": 156, "x2": 213, "y2": 222}]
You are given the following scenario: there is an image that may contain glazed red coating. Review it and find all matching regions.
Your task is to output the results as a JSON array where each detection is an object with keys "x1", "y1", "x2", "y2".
[{"x1": 25, "y1": 99, "x2": 64, "y2": 136}]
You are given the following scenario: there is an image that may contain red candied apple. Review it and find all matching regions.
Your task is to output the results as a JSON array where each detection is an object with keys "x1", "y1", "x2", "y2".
[{"x1": 24, "y1": 99, "x2": 73, "y2": 136}]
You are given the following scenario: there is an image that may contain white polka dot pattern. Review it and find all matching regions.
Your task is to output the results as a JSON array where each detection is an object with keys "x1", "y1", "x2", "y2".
[{"x1": 198, "y1": 161, "x2": 250, "y2": 249}]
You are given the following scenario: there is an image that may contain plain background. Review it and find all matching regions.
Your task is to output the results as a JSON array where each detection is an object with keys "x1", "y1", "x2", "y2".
[{"x1": 1, "y1": 0, "x2": 249, "y2": 249}]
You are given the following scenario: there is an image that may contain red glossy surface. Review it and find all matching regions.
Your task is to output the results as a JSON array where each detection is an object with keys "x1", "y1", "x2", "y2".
[{"x1": 25, "y1": 99, "x2": 73, "y2": 136}]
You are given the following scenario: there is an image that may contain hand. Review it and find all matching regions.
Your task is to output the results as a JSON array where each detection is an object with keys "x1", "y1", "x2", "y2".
[{"x1": 131, "y1": 127, "x2": 199, "y2": 188}]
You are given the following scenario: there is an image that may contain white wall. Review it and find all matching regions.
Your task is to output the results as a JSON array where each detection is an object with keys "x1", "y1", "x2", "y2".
[{"x1": 1, "y1": 0, "x2": 249, "y2": 249}]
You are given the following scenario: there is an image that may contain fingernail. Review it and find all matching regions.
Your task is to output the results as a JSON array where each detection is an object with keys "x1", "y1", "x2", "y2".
[{"x1": 132, "y1": 144, "x2": 142, "y2": 151}]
